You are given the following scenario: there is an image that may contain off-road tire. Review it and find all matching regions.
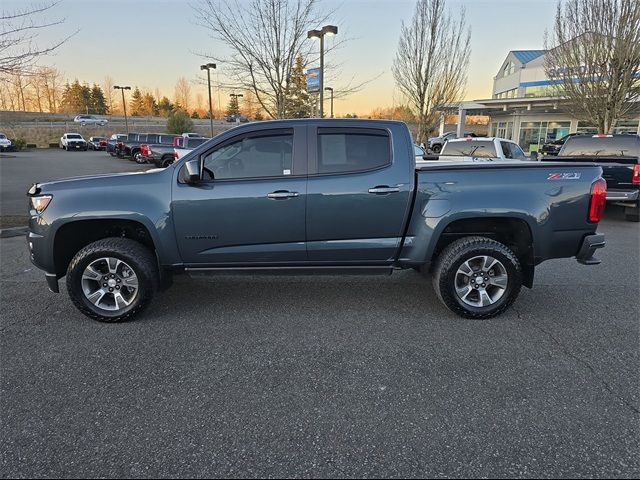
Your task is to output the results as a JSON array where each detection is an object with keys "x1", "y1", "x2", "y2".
[
  {"x1": 431, "y1": 144, "x2": 442, "y2": 154},
  {"x1": 66, "y1": 237, "x2": 158, "y2": 322},
  {"x1": 160, "y1": 155, "x2": 174, "y2": 168},
  {"x1": 625, "y1": 206, "x2": 639, "y2": 222},
  {"x1": 432, "y1": 236, "x2": 522, "y2": 319}
]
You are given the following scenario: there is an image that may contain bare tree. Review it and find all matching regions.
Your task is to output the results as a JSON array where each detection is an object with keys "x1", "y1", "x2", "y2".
[
  {"x1": 393, "y1": 0, "x2": 470, "y2": 142},
  {"x1": 174, "y1": 76, "x2": 192, "y2": 111},
  {"x1": 103, "y1": 76, "x2": 115, "y2": 114},
  {"x1": 544, "y1": 0, "x2": 640, "y2": 133},
  {"x1": 0, "y1": 1, "x2": 75, "y2": 76},
  {"x1": 193, "y1": 0, "x2": 333, "y2": 119}
]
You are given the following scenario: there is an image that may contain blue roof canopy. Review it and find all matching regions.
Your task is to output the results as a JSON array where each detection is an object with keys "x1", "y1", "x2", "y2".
[{"x1": 512, "y1": 50, "x2": 546, "y2": 64}]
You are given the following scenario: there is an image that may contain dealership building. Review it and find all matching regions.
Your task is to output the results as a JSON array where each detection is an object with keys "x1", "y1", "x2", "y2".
[{"x1": 446, "y1": 49, "x2": 640, "y2": 152}]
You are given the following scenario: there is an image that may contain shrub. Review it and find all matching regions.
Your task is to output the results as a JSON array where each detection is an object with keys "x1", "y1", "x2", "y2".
[{"x1": 166, "y1": 111, "x2": 195, "y2": 134}]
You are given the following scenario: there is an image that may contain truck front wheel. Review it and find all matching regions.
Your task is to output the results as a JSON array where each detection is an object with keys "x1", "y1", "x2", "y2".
[
  {"x1": 432, "y1": 236, "x2": 522, "y2": 319},
  {"x1": 66, "y1": 238, "x2": 159, "y2": 322}
]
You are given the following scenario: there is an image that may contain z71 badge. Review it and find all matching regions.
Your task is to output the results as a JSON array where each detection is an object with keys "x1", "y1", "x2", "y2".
[{"x1": 548, "y1": 172, "x2": 581, "y2": 180}]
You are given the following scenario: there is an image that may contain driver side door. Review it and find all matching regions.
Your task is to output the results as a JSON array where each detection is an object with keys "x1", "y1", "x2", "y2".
[{"x1": 172, "y1": 126, "x2": 308, "y2": 265}]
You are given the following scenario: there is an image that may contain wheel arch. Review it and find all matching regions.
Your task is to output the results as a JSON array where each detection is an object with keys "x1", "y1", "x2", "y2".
[
  {"x1": 52, "y1": 218, "x2": 159, "y2": 279},
  {"x1": 429, "y1": 216, "x2": 535, "y2": 288}
]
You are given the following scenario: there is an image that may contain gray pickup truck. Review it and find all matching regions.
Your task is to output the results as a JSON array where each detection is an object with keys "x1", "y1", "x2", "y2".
[{"x1": 27, "y1": 119, "x2": 606, "y2": 322}]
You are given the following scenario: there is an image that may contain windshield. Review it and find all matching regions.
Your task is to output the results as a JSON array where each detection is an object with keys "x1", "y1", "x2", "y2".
[
  {"x1": 441, "y1": 140, "x2": 497, "y2": 158},
  {"x1": 67, "y1": 134, "x2": 82, "y2": 139},
  {"x1": 560, "y1": 135, "x2": 640, "y2": 157},
  {"x1": 0, "y1": 134, "x2": 6, "y2": 139}
]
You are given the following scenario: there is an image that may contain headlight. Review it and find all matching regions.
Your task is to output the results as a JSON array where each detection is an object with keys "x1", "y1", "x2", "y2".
[{"x1": 31, "y1": 195, "x2": 52, "y2": 213}]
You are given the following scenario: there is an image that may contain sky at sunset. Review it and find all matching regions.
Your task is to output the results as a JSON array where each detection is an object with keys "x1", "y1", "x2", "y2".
[{"x1": 7, "y1": 0, "x2": 558, "y2": 115}]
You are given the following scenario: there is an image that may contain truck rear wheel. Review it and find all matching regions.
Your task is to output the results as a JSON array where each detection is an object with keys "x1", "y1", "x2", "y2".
[
  {"x1": 431, "y1": 144, "x2": 442, "y2": 154},
  {"x1": 66, "y1": 238, "x2": 158, "y2": 322},
  {"x1": 432, "y1": 236, "x2": 522, "y2": 319},
  {"x1": 625, "y1": 205, "x2": 639, "y2": 222}
]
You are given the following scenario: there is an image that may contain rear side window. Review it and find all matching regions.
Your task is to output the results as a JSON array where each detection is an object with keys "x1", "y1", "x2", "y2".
[
  {"x1": 146, "y1": 134, "x2": 159, "y2": 144},
  {"x1": 441, "y1": 140, "x2": 497, "y2": 158},
  {"x1": 160, "y1": 135, "x2": 176, "y2": 144},
  {"x1": 186, "y1": 138, "x2": 207, "y2": 148},
  {"x1": 317, "y1": 128, "x2": 391, "y2": 174},
  {"x1": 560, "y1": 135, "x2": 640, "y2": 157}
]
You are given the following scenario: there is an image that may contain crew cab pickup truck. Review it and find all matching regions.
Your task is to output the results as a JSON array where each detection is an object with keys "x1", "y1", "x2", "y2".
[
  {"x1": 546, "y1": 134, "x2": 640, "y2": 222},
  {"x1": 27, "y1": 119, "x2": 607, "y2": 323}
]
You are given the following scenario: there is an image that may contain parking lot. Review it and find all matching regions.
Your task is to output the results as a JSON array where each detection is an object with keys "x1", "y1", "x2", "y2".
[{"x1": 1, "y1": 149, "x2": 639, "y2": 477}]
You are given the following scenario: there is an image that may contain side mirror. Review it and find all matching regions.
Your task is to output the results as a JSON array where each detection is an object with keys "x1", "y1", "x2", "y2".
[{"x1": 184, "y1": 158, "x2": 201, "y2": 183}]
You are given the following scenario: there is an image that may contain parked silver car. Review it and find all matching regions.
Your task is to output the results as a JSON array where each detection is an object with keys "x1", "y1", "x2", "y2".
[{"x1": 73, "y1": 115, "x2": 108, "y2": 126}]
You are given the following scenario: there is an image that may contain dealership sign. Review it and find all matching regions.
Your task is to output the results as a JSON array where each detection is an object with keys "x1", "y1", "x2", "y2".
[{"x1": 306, "y1": 68, "x2": 321, "y2": 92}]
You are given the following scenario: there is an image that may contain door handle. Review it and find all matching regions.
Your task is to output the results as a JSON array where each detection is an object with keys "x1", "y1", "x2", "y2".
[
  {"x1": 267, "y1": 191, "x2": 299, "y2": 199},
  {"x1": 368, "y1": 186, "x2": 400, "y2": 194}
]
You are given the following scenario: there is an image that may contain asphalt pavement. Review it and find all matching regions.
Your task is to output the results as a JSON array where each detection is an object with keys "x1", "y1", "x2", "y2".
[
  {"x1": 1, "y1": 197, "x2": 638, "y2": 477},
  {"x1": 0, "y1": 149, "x2": 148, "y2": 225}
]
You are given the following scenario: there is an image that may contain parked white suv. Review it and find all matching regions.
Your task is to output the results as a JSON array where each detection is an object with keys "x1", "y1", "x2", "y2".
[
  {"x1": 0, "y1": 133, "x2": 12, "y2": 150},
  {"x1": 59, "y1": 133, "x2": 88, "y2": 151},
  {"x1": 73, "y1": 115, "x2": 108, "y2": 126},
  {"x1": 433, "y1": 137, "x2": 527, "y2": 162}
]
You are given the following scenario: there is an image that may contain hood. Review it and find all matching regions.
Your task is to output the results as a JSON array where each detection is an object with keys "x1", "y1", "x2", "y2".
[{"x1": 31, "y1": 168, "x2": 167, "y2": 194}]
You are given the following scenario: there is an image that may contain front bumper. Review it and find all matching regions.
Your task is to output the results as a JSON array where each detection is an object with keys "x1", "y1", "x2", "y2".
[
  {"x1": 576, "y1": 234, "x2": 605, "y2": 265},
  {"x1": 67, "y1": 142, "x2": 87, "y2": 149}
]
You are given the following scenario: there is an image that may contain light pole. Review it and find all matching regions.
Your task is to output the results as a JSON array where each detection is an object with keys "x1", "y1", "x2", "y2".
[
  {"x1": 307, "y1": 25, "x2": 338, "y2": 118},
  {"x1": 200, "y1": 63, "x2": 217, "y2": 137},
  {"x1": 324, "y1": 87, "x2": 334, "y2": 118},
  {"x1": 113, "y1": 85, "x2": 131, "y2": 134}
]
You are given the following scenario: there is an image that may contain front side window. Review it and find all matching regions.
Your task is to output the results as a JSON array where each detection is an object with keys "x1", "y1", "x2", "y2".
[
  {"x1": 203, "y1": 133, "x2": 293, "y2": 180},
  {"x1": 317, "y1": 130, "x2": 391, "y2": 174}
]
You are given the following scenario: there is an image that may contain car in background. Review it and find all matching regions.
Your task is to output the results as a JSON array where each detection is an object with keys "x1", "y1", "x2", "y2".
[
  {"x1": 106, "y1": 134, "x2": 127, "y2": 156},
  {"x1": 539, "y1": 133, "x2": 584, "y2": 156},
  {"x1": 427, "y1": 131, "x2": 478, "y2": 153},
  {"x1": 0, "y1": 133, "x2": 12, "y2": 151},
  {"x1": 414, "y1": 144, "x2": 427, "y2": 163},
  {"x1": 225, "y1": 114, "x2": 249, "y2": 123},
  {"x1": 73, "y1": 115, "x2": 108, "y2": 126},
  {"x1": 88, "y1": 136, "x2": 107, "y2": 151},
  {"x1": 548, "y1": 133, "x2": 640, "y2": 222},
  {"x1": 427, "y1": 137, "x2": 527, "y2": 163},
  {"x1": 59, "y1": 133, "x2": 88, "y2": 151},
  {"x1": 174, "y1": 136, "x2": 209, "y2": 160}
]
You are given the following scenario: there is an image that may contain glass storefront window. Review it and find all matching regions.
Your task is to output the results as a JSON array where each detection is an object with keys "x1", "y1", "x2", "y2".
[
  {"x1": 518, "y1": 121, "x2": 570, "y2": 152},
  {"x1": 492, "y1": 121, "x2": 513, "y2": 139},
  {"x1": 578, "y1": 120, "x2": 639, "y2": 134}
]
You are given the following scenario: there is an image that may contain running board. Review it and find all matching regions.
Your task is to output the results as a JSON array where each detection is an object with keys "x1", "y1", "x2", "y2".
[{"x1": 185, "y1": 265, "x2": 394, "y2": 276}]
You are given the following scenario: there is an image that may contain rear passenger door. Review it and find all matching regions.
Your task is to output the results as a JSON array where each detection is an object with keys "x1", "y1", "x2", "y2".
[{"x1": 305, "y1": 126, "x2": 412, "y2": 263}]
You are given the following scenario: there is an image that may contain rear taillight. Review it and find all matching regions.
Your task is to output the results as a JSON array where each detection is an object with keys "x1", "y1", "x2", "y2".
[
  {"x1": 632, "y1": 164, "x2": 640, "y2": 185},
  {"x1": 172, "y1": 137, "x2": 182, "y2": 148},
  {"x1": 140, "y1": 144, "x2": 151, "y2": 156},
  {"x1": 588, "y1": 178, "x2": 607, "y2": 223}
]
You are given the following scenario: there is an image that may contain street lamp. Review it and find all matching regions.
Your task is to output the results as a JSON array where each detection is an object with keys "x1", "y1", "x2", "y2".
[
  {"x1": 324, "y1": 87, "x2": 334, "y2": 118},
  {"x1": 308, "y1": 24, "x2": 338, "y2": 118},
  {"x1": 200, "y1": 63, "x2": 217, "y2": 137},
  {"x1": 113, "y1": 85, "x2": 131, "y2": 134}
]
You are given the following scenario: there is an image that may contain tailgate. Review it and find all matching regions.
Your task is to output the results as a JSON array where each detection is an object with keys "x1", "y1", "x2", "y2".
[{"x1": 554, "y1": 156, "x2": 639, "y2": 189}]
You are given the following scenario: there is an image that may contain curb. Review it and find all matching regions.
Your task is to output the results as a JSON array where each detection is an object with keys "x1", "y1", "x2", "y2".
[{"x1": 0, "y1": 226, "x2": 28, "y2": 239}]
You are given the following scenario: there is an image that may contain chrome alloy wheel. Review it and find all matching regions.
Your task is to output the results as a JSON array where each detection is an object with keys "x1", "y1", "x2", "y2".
[
  {"x1": 454, "y1": 255, "x2": 508, "y2": 308},
  {"x1": 81, "y1": 257, "x2": 139, "y2": 311}
]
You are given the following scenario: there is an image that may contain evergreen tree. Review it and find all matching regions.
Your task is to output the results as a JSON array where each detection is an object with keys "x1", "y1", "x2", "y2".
[
  {"x1": 157, "y1": 96, "x2": 174, "y2": 117},
  {"x1": 60, "y1": 80, "x2": 92, "y2": 113},
  {"x1": 226, "y1": 95, "x2": 240, "y2": 117},
  {"x1": 284, "y1": 55, "x2": 310, "y2": 118},
  {"x1": 191, "y1": 110, "x2": 200, "y2": 119},
  {"x1": 166, "y1": 110, "x2": 195, "y2": 134},
  {"x1": 140, "y1": 92, "x2": 158, "y2": 116},
  {"x1": 90, "y1": 84, "x2": 108, "y2": 114},
  {"x1": 129, "y1": 87, "x2": 144, "y2": 116}
]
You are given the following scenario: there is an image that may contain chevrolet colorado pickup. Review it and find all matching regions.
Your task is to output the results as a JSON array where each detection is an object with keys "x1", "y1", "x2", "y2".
[{"x1": 27, "y1": 119, "x2": 606, "y2": 322}]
